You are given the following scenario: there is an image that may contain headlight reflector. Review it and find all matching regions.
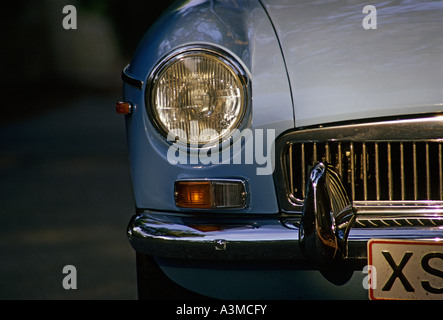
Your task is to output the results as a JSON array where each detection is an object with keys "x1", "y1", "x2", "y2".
[{"x1": 148, "y1": 47, "x2": 249, "y2": 145}]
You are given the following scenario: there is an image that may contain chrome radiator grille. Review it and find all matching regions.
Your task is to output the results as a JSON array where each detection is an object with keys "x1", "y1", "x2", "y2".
[
  {"x1": 284, "y1": 141, "x2": 443, "y2": 203},
  {"x1": 274, "y1": 116, "x2": 443, "y2": 214}
]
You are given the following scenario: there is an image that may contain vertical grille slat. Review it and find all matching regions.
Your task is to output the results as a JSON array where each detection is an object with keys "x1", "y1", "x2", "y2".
[
  {"x1": 426, "y1": 142, "x2": 431, "y2": 200},
  {"x1": 301, "y1": 143, "x2": 306, "y2": 198},
  {"x1": 338, "y1": 142, "x2": 343, "y2": 179},
  {"x1": 413, "y1": 142, "x2": 418, "y2": 200},
  {"x1": 400, "y1": 142, "x2": 405, "y2": 200},
  {"x1": 362, "y1": 142, "x2": 368, "y2": 201},
  {"x1": 285, "y1": 141, "x2": 443, "y2": 203},
  {"x1": 439, "y1": 143, "x2": 443, "y2": 200},
  {"x1": 350, "y1": 142, "x2": 355, "y2": 201},
  {"x1": 289, "y1": 143, "x2": 294, "y2": 199},
  {"x1": 375, "y1": 143, "x2": 380, "y2": 201},
  {"x1": 387, "y1": 142, "x2": 393, "y2": 201}
]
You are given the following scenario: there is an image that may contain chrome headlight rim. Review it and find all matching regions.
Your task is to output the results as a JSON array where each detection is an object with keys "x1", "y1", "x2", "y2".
[{"x1": 145, "y1": 44, "x2": 251, "y2": 148}]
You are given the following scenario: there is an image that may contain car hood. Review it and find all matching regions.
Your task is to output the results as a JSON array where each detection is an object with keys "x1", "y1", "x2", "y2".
[{"x1": 261, "y1": 0, "x2": 443, "y2": 127}]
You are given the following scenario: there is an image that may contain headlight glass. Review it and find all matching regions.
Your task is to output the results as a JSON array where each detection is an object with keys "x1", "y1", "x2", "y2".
[{"x1": 148, "y1": 47, "x2": 249, "y2": 145}]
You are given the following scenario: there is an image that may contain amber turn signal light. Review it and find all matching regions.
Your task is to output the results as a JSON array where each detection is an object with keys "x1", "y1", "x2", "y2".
[
  {"x1": 175, "y1": 180, "x2": 246, "y2": 209},
  {"x1": 116, "y1": 101, "x2": 132, "y2": 114},
  {"x1": 175, "y1": 181, "x2": 212, "y2": 208}
]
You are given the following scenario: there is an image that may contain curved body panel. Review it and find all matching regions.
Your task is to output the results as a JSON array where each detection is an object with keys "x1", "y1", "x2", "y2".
[{"x1": 262, "y1": 0, "x2": 443, "y2": 127}]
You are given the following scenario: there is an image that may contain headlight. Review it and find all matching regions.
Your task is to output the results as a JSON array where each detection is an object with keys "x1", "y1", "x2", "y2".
[{"x1": 147, "y1": 46, "x2": 250, "y2": 146}]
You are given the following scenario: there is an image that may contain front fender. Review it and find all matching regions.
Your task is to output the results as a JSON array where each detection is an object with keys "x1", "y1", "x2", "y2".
[{"x1": 122, "y1": 0, "x2": 294, "y2": 213}]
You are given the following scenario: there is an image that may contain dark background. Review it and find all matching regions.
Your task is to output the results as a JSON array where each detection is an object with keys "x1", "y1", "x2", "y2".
[
  {"x1": 1, "y1": 0, "x2": 175, "y2": 299},
  {"x1": 2, "y1": 0, "x2": 176, "y2": 122}
]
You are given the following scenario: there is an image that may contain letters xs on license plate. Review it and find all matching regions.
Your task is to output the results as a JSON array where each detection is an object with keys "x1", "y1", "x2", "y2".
[{"x1": 368, "y1": 239, "x2": 443, "y2": 300}]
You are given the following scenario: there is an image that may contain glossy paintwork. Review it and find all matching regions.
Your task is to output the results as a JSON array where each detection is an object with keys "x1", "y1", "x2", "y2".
[{"x1": 261, "y1": 0, "x2": 443, "y2": 127}]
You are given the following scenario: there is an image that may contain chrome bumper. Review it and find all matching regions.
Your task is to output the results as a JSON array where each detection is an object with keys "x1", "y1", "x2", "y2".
[
  {"x1": 127, "y1": 210, "x2": 442, "y2": 261},
  {"x1": 128, "y1": 212, "x2": 304, "y2": 260}
]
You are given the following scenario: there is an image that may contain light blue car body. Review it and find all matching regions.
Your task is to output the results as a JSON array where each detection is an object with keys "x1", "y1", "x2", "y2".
[{"x1": 122, "y1": 0, "x2": 443, "y2": 299}]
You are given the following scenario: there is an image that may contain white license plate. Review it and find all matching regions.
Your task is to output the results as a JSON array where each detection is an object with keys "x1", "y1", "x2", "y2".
[{"x1": 367, "y1": 239, "x2": 443, "y2": 300}]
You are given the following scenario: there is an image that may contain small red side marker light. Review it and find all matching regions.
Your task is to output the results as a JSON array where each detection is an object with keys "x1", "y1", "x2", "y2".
[{"x1": 116, "y1": 101, "x2": 132, "y2": 114}]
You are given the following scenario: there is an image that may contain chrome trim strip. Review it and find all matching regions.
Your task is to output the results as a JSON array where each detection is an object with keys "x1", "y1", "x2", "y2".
[
  {"x1": 281, "y1": 115, "x2": 443, "y2": 143},
  {"x1": 121, "y1": 65, "x2": 144, "y2": 90},
  {"x1": 347, "y1": 228, "x2": 443, "y2": 259},
  {"x1": 354, "y1": 201, "x2": 443, "y2": 216}
]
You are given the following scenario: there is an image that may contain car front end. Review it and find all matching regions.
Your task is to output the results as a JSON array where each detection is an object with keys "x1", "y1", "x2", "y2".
[{"x1": 119, "y1": 0, "x2": 443, "y2": 300}]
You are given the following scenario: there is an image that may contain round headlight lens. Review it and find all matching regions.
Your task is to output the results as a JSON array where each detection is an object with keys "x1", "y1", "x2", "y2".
[{"x1": 148, "y1": 48, "x2": 248, "y2": 145}]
